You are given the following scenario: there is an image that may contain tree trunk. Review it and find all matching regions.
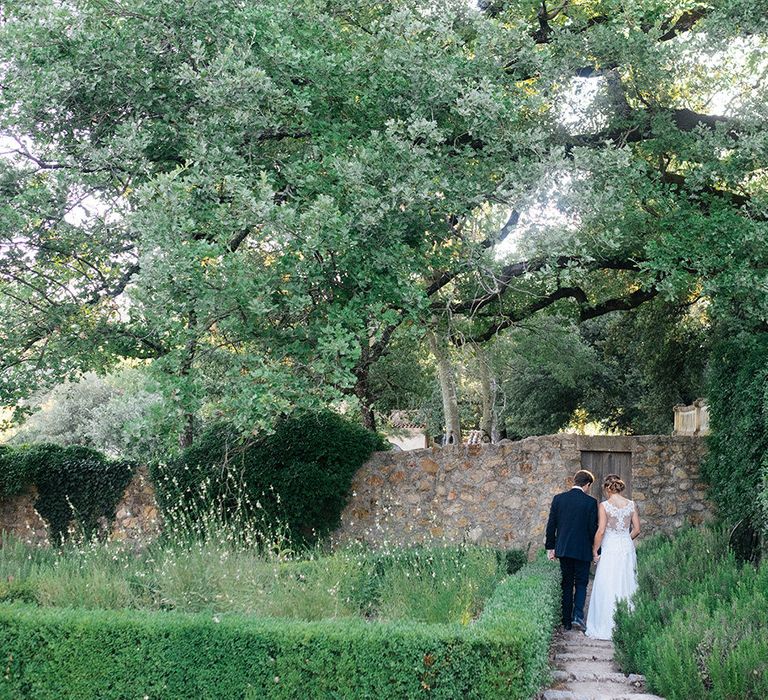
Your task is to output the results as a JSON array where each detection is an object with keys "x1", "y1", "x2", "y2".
[
  {"x1": 355, "y1": 377, "x2": 377, "y2": 431},
  {"x1": 178, "y1": 310, "x2": 198, "y2": 449},
  {"x1": 476, "y1": 344, "x2": 495, "y2": 442},
  {"x1": 428, "y1": 329, "x2": 461, "y2": 445},
  {"x1": 179, "y1": 412, "x2": 195, "y2": 449},
  {"x1": 353, "y1": 344, "x2": 377, "y2": 432}
]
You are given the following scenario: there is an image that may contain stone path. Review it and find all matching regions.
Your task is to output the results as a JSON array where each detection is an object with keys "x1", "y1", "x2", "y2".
[
  {"x1": 539, "y1": 627, "x2": 664, "y2": 700},
  {"x1": 539, "y1": 579, "x2": 664, "y2": 700}
]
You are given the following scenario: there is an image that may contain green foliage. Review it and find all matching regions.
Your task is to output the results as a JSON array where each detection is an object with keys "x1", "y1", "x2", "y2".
[
  {"x1": 2, "y1": 0, "x2": 765, "y2": 443},
  {"x1": 489, "y1": 318, "x2": 603, "y2": 438},
  {"x1": 580, "y1": 299, "x2": 709, "y2": 434},
  {"x1": 0, "y1": 532, "x2": 523, "y2": 626},
  {"x1": 0, "y1": 559, "x2": 560, "y2": 699},
  {"x1": 477, "y1": 558, "x2": 561, "y2": 698},
  {"x1": 367, "y1": 326, "x2": 436, "y2": 415},
  {"x1": 152, "y1": 410, "x2": 387, "y2": 544},
  {"x1": 0, "y1": 444, "x2": 134, "y2": 541},
  {"x1": 703, "y1": 331, "x2": 768, "y2": 533},
  {"x1": 360, "y1": 546, "x2": 508, "y2": 624},
  {"x1": 0, "y1": 444, "x2": 31, "y2": 497},
  {"x1": 0, "y1": 0, "x2": 541, "y2": 436},
  {"x1": 614, "y1": 527, "x2": 768, "y2": 699},
  {"x1": 9, "y1": 368, "x2": 166, "y2": 462}
]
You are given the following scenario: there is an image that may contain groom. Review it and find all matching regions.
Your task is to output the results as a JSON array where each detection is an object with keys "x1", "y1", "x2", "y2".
[{"x1": 545, "y1": 469, "x2": 598, "y2": 631}]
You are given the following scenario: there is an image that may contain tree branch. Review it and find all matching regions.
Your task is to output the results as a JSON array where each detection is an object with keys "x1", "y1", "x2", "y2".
[
  {"x1": 579, "y1": 287, "x2": 658, "y2": 321},
  {"x1": 658, "y1": 9, "x2": 709, "y2": 42},
  {"x1": 461, "y1": 283, "x2": 659, "y2": 344},
  {"x1": 443, "y1": 256, "x2": 643, "y2": 315},
  {"x1": 660, "y1": 170, "x2": 753, "y2": 210},
  {"x1": 529, "y1": 7, "x2": 709, "y2": 46},
  {"x1": 568, "y1": 107, "x2": 736, "y2": 150}
]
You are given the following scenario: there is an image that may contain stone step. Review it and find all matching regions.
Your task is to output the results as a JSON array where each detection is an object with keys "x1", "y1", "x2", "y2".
[
  {"x1": 557, "y1": 661, "x2": 619, "y2": 677},
  {"x1": 541, "y1": 587, "x2": 665, "y2": 700},
  {"x1": 559, "y1": 633, "x2": 614, "y2": 648},
  {"x1": 555, "y1": 649, "x2": 615, "y2": 663},
  {"x1": 542, "y1": 689, "x2": 664, "y2": 700},
  {"x1": 552, "y1": 669, "x2": 647, "y2": 685}
]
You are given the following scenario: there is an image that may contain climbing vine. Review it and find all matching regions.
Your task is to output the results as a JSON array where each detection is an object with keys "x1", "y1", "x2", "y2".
[{"x1": 0, "y1": 444, "x2": 135, "y2": 541}]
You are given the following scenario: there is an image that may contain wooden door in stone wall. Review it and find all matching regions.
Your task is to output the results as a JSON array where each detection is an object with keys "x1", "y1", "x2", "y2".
[{"x1": 580, "y1": 451, "x2": 632, "y2": 498}]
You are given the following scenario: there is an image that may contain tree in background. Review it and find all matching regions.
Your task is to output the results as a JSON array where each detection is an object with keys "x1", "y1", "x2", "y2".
[
  {"x1": 9, "y1": 367, "x2": 167, "y2": 461},
  {"x1": 579, "y1": 298, "x2": 709, "y2": 434},
  {"x1": 0, "y1": 0, "x2": 545, "y2": 440},
  {"x1": 0, "y1": 0, "x2": 765, "y2": 454}
]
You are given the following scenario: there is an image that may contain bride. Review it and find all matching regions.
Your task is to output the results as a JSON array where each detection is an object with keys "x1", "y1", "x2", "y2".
[{"x1": 585, "y1": 474, "x2": 640, "y2": 640}]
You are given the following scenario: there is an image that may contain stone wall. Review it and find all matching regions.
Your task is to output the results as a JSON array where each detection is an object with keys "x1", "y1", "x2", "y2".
[
  {"x1": 333, "y1": 434, "x2": 712, "y2": 552},
  {"x1": 0, "y1": 485, "x2": 49, "y2": 546},
  {"x1": 0, "y1": 467, "x2": 161, "y2": 547},
  {"x1": 110, "y1": 468, "x2": 162, "y2": 544},
  {"x1": 0, "y1": 435, "x2": 712, "y2": 550}
]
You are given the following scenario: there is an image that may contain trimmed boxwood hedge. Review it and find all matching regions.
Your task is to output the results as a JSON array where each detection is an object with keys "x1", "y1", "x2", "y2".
[{"x1": 0, "y1": 560, "x2": 560, "y2": 700}]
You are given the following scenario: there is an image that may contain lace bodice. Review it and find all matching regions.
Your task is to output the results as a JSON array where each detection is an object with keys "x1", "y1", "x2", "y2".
[{"x1": 603, "y1": 500, "x2": 634, "y2": 537}]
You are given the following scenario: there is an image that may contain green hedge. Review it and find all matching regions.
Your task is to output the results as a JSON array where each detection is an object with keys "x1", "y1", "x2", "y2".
[
  {"x1": 703, "y1": 330, "x2": 768, "y2": 542},
  {"x1": 614, "y1": 528, "x2": 768, "y2": 699},
  {"x1": 0, "y1": 560, "x2": 560, "y2": 700},
  {"x1": 151, "y1": 410, "x2": 387, "y2": 544},
  {"x1": 0, "y1": 444, "x2": 134, "y2": 541}
]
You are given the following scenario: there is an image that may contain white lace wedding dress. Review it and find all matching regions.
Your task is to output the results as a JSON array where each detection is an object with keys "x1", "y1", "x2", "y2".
[{"x1": 585, "y1": 500, "x2": 638, "y2": 640}]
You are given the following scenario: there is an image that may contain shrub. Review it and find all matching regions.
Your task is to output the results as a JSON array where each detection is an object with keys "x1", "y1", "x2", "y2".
[
  {"x1": 0, "y1": 444, "x2": 134, "y2": 541},
  {"x1": 151, "y1": 410, "x2": 387, "y2": 544},
  {"x1": 0, "y1": 559, "x2": 560, "y2": 700},
  {"x1": 704, "y1": 330, "x2": 768, "y2": 545},
  {"x1": 614, "y1": 527, "x2": 768, "y2": 699},
  {"x1": 477, "y1": 559, "x2": 561, "y2": 698}
]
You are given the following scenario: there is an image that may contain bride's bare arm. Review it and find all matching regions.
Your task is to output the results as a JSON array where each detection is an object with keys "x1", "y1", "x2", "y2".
[
  {"x1": 593, "y1": 503, "x2": 607, "y2": 561},
  {"x1": 630, "y1": 508, "x2": 640, "y2": 540}
]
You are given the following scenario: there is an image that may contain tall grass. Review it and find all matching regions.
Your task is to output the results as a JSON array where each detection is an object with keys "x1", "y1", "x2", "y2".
[
  {"x1": 1, "y1": 496, "x2": 512, "y2": 623},
  {"x1": 375, "y1": 545, "x2": 504, "y2": 624}
]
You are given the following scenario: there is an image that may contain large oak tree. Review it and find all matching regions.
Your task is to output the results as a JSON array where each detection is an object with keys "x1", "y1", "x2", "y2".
[{"x1": 1, "y1": 0, "x2": 766, "y2": 442}]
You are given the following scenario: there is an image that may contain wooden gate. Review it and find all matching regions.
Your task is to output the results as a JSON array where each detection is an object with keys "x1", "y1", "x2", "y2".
[{"x1": 580, "y1": 451, "x2": 632, "y2": 498}]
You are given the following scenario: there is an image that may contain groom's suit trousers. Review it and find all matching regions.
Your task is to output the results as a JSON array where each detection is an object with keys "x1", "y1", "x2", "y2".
[{"x1": 559, "y1": 556, "x2": 590, "y2": 626}]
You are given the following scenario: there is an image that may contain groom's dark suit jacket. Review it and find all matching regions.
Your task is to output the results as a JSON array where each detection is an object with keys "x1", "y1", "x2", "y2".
[{"x1": 545, "y1": 487, "x2": 598, "y2": 562}]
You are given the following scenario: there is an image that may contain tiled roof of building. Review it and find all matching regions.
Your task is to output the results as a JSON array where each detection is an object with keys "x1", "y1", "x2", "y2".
[{"x1": 388, "y1": 411, "x2": 426, "y2": 429}]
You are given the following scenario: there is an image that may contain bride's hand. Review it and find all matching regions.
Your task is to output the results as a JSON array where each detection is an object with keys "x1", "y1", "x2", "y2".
[{"x1": 592, "y1": 553, "x2": 600, "y2": 563}]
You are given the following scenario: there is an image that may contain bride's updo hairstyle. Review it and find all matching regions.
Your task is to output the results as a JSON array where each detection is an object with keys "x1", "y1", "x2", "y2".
[{"x1": 603, "y1": 474, "x2": 626, "y2": 494}]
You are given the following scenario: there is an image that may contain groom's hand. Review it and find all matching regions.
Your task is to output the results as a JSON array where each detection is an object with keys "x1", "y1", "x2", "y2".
[{"x1": 547, "y1": 549, "x2": 556, "y2": 561}]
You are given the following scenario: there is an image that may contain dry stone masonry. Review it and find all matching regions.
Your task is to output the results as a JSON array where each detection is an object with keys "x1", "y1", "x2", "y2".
[
  {"x1": 0, "y1": 435, "x2": 711, "y2": 551},
  {"x1": 0, "y1": 485, "x2": 49, "y2": 546},
  {"x1": 109, "y1": 468, "x2": 162, "y2": 544},
  {"x1": 333, "y1": 434, "x2": 711, "y2": 552},
  {"x1": 0, "y1": 467, "x2": 161, "y2": 547}
]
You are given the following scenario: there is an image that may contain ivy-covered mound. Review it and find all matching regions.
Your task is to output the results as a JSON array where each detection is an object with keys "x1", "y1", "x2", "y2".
[
  {"x1": 151, "y1": 410, "x2": 387, "y2": 543},
  {"x1": 0, "y1": 444, "x2": 135, "y2": 541}
]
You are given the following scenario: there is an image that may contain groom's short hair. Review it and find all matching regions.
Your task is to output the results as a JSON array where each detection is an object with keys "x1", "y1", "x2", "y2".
[{"x1": 573, "y1": 469, "x2": 595, "y2": 487}]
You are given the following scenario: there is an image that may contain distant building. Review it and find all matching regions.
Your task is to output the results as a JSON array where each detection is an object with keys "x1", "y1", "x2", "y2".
[
  {"x1": 673, "y1": 399, "x2": 709, "y2": 436},
  {"x1": 384, "y1": 411, "x2": 429, "y2": 451}
]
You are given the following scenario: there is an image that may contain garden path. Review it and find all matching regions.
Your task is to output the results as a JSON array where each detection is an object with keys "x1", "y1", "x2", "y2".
[{"x1": 539, "y1": 583, "x2": 665, "y2": 700}]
